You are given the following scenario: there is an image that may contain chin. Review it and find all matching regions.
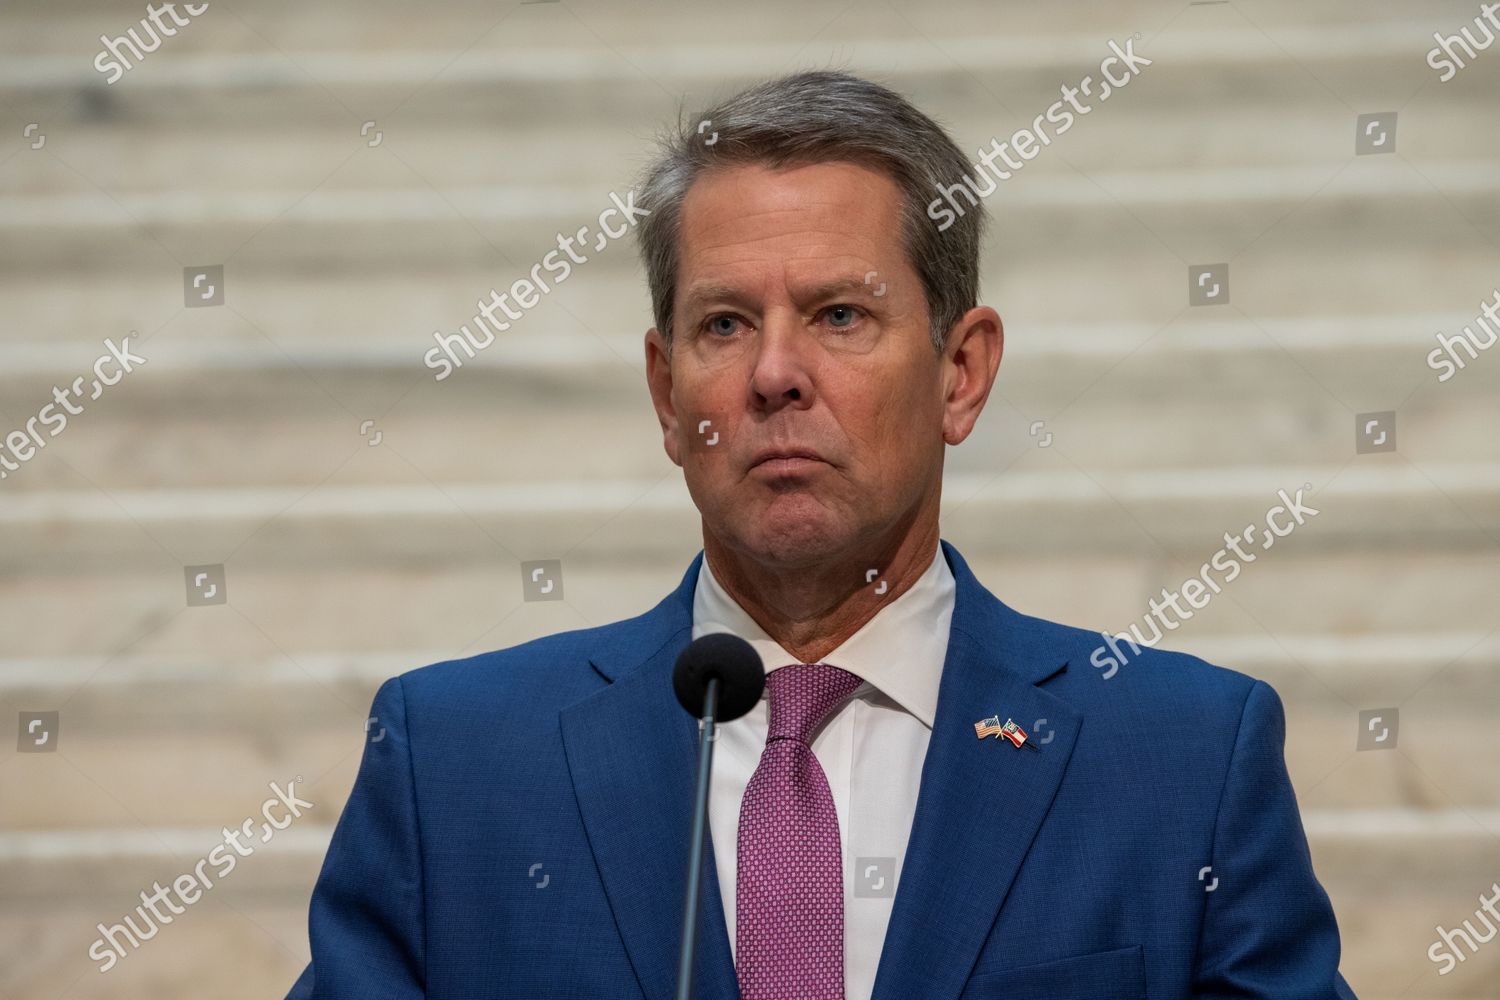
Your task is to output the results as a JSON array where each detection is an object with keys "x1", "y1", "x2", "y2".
[{"x1": 739, "y1": 506, "x2": 853, "y2": 563}]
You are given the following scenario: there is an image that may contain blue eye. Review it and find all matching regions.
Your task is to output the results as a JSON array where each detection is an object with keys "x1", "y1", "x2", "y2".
[
  {"x1": 824, "y1": 305, "x2": 860, "y2": 329},
  {"x1": 705, "y1": 314, "x2": 742, "y2": 337}
]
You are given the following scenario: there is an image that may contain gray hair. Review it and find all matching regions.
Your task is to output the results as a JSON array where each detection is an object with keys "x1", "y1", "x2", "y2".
[{"x1": 633, "y1": 69, "x2": 988, "y2": 359}]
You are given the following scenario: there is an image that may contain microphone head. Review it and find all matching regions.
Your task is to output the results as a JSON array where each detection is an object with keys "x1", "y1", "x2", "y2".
[{"x1": 673, "y1": 632, "x2": 765, "y2": 721}]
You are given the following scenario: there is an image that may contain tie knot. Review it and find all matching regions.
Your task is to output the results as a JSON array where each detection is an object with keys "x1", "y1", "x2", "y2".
[{"x1": 765, "y1": 662, "x2": 863, "y2": 745}]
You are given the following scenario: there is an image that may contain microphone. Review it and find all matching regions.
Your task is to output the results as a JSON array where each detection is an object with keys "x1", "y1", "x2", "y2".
[{"x1": 671, "y1": 632, "x2": 764, "y2": 1000}]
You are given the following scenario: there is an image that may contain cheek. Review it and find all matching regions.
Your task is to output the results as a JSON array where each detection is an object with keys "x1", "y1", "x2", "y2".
[
  {"x1": 873, "y1": 369, "x2": 933, "y2": 431},
  {"x1": 866, "y1": 374, "x2": 941, "y2": 465},
  {"x1": 673, "y1": 367, "x2": 723, "y2": 425}
]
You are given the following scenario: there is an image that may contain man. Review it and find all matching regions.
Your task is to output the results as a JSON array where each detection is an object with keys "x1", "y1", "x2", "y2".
[{"x1": 285, "y1": 70, "x2": 1357, "y2": 999}]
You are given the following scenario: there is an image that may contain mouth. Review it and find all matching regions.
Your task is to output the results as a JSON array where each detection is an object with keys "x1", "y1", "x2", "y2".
[{"x1": 750, "y1": 449, "x2": 827, "y2": 474}]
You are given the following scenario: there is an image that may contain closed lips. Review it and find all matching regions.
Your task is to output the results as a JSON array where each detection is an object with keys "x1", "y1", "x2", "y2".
[{"x1": 753, "y1": 449, "x2": 823, "y2": 466}]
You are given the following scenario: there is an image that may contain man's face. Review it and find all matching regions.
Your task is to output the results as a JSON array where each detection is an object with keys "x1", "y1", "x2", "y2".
[{"x1": 644, "y1": 160, "x2": 978, "y2": 566}]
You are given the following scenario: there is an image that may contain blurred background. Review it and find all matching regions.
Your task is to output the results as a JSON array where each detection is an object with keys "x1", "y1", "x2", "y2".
[{"x1": 2, "y1": 0, "x2": 1498, "y2": 997}]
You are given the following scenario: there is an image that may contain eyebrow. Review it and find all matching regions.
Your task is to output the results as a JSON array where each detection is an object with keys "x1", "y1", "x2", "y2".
[
  {"x1": 680, "y1": 276, "x2": 880, "y2": 316},
  {"x1": 680, "y1": 283, "x2": 746, "y2": 317}
]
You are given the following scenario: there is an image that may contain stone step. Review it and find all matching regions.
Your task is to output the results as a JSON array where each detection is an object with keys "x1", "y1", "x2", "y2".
[
  {"x1": 2, "y1": 525, "x2": 1497, "y2": 643},
  {"x1": 0, "y1": 823, "x2": 1494, "y2": 998},
  {"x1": 1, "y1": 702, "x2": 1493, "y2": 828},
  {"x1": 3, "y1": 628, "x2": 1493, "y2": 701},
  {"x1": 0, "y1": 464, "x2": 1494, "y2": 576},
  {"x1": 2, "y1": 302, "x2": 1490, "y2": 391},
  {"x1": 2, "y1": 159, "x2": 1495, "y2": 276},
  {"x1": 0, "y1": 319, "x2": 1495, "y2": 496},
  {"x1": 1, "y1": 620, "x2": 1495, "y2": 828},
  {"x1": 0, "y1": 10, "x2": 1471, "y2": 95},
  {"x1": 2, "y1": 108, "x2": 1493, "y2": 204}
]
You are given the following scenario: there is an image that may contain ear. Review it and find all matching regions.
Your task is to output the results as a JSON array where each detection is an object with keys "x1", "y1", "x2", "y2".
[
  {"x1": 644, "y1": 326, "x2": 683, "y2": 467},
  {"x1": 941, "y1": 306, "x2": 1003, "y2": 446}
]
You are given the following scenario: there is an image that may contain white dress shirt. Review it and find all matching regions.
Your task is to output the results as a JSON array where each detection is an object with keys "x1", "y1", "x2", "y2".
[{"x1": 691, "y1": 543, "x2": 956, "y2": 1000}]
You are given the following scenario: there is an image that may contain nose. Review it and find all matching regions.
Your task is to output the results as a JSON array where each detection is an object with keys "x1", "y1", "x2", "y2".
[{"x1": 749, "y1": 308, "x2": 815, "y2": 411}]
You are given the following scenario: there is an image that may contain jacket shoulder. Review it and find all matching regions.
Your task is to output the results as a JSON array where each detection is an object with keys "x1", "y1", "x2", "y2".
[
  {"x1": 1024, "y1": 613, "x2": 1269, "y2": 737},
  {"x1": 392, "y1": 608, "x2": 669, "y2": 711}
]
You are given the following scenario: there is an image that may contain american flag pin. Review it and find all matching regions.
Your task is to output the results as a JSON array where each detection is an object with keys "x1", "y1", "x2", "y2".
[{"x1": 973, "y1": 715, "x2": 1041, "y2": 751}]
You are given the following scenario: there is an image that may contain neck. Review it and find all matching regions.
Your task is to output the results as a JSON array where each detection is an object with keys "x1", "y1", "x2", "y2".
[{"x1": 701, "y1": 513, "x2": 941, "y2": 665}]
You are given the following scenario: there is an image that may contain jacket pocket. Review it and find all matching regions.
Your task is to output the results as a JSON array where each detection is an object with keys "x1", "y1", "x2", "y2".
[{"x1": 959, "y1": 943, "x2": 1146, "y2": 1000}]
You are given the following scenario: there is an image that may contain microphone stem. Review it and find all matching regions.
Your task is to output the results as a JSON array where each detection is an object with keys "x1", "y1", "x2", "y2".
[{"x1": 675, "y1": 675, "x2": 720, "y2": 1000}]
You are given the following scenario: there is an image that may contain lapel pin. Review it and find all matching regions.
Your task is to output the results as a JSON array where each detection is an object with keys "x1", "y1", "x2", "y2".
[{"x1": 974, "y1": 715, "x2": 1041, "y2": 751}]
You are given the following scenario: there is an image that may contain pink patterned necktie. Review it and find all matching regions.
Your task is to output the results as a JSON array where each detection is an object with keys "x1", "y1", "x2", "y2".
[{"x1": 736, "y1": 662, "x2": 864, "y2": 1000}]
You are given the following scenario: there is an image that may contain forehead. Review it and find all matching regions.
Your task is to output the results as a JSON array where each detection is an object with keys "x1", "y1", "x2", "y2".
[{"x1": 676, "y1": 160, "x2": 908, "y2": 289}]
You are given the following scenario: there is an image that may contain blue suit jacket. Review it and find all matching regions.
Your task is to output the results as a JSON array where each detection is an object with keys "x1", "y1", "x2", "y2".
[{"x1": 286, "y1": 538, "x2": 1357, "y2": 999}]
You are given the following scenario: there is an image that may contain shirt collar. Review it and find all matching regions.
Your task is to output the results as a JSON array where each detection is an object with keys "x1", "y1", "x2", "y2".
[{"x1": 690, "y1": 543, "x2": 954, "y2": 729}]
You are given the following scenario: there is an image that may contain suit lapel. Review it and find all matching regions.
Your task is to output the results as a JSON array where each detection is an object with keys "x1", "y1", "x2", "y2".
[
  {"x1": 562, "y1": 540, "x2": 1082, "y2": 1000},
  {"x1": 559, "y1": 551, "x2": 738, "y2": 1000},
  {"x1": 870, "y1": 540, "x2": 1082, "y2": 1000}
]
